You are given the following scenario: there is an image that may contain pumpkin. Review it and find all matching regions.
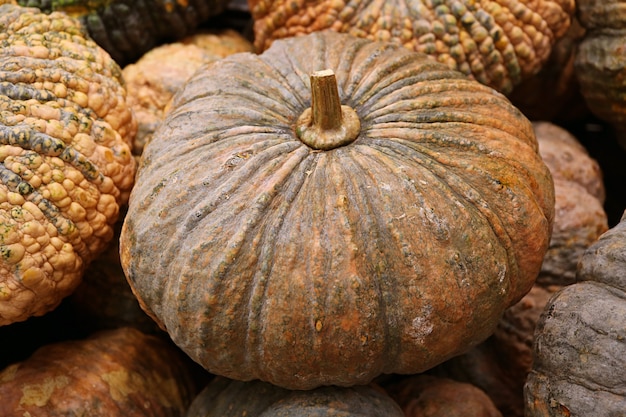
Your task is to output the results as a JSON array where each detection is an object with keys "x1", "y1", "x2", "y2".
[
  {"x1": 0, "y1": 326, "x2": 197, "y2": 416},
  {"x1": 186, "y1": 376, "x2": 404, "y2": 417},
  {"x1": 122, "y1": 29, "x2": 255, "y2": 155},
  {"x1": 524, "y1": 209, "x2": 626, "y2": 416},
  {"x1": 120, "y1": 30, "x2": 555, "y2": 390},
  {"x1": 16, "y1": 0, "x2": 231, "y2": 65},
  {"x1": 0, "y1": 4, "x2": 136, "y2": 326},
  {"x1": 427, "y1": 121, "x2": 607, "y2": 417},
  {"x1": 248, "y1": 0, "x2": 575, "y2": 94},
  {"x1": 574, "y1": 0, "x2": 626, "y2": 148},
  {"x1": 384, "y1": 374, "x2": 502, "y2": 417}
]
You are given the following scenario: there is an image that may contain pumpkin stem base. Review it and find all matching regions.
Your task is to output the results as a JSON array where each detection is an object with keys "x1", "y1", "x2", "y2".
[{"x1": 296, "y1": 69, "x2": 360, "y2": 150}]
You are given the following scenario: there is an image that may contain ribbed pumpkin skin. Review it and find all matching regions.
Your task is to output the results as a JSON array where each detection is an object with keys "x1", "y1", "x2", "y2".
[
  {"x1": 0, "y1": 4, "x2": 136, "y2": 325},
  {"x1": 16, "y1": 0, "x2": 231, "y2": 65},
  {"x1": 248, "y1": 0, "x2": 575, "y2": 94},
  {"x1": 187, "y1": 377, "x2": 405, "y2": 417},
  {"x1": 120, "y1": 31, "x2": 554, "y2": 390}
]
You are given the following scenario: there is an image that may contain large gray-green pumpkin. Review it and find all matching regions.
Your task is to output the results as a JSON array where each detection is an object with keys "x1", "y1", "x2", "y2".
[{"x1": 120, "y1": 31, "x2": 554, "y2": 390}]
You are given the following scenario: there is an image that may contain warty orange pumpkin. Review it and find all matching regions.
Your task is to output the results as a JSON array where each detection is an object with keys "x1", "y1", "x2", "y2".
[
  {"x1": 120, "y1": 30, "x2": 555, "y2": 390},
  {"x1": 0, "y1": 4, "x2": 136, "y2": 325}
]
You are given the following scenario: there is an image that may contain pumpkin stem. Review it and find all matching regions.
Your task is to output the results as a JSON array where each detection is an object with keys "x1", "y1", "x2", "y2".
[{"x1": 296, "y1": 69, "x2": 360, "y2": 150}]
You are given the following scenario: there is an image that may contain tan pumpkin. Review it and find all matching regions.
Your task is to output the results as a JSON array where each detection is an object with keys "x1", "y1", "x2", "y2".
[
  {"x1": 0, "y1": 4, "x2": 136, "y2": 325},
  {"x1": 120, "y1": 30, "x2": 554, "y2": 390},
  {"x1": 248, "y1": 0, "x2": 575, "y2": 94},
  {"x1": 122, "y1": 29, "x2": 255, "y2": 156},
  {"x1": 0, "y1": 327, "x2": 197, "y2": 416}
]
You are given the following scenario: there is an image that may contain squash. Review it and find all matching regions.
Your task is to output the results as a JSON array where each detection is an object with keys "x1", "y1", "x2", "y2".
[
  {"x1": 16, "y1": 0, "x2": 231, "y2": 65},
  {"x1": 384, "y1": 374, "x2": 502, "y2": 417},
  {"x1": 574, "y1": 0, "x2": 626, "y2": 148},
  {"x1": 120, "y1": 30, "x2": 555, "y2": 390},
  {"x1": 0, "y1": 326, "x2": 197, "y2": 416},
  {"x1": 122, "y1": 29, "x2": 255, "y2": 155},
  {"x1": 0, "y1": 4, "x2": 136, "y2": 325},
  {"x1": 186, "y1": 376, "x2": 404, "y2": 416},
  {"x1": 248, "y1": 0, "x2": 575, "y2": 94},
  {"x1": 525, "y1": 209, "x2": 626, "y2": 416},
  {"x1": 426, "y1": 121, "x2": 607, "y2": 417}
]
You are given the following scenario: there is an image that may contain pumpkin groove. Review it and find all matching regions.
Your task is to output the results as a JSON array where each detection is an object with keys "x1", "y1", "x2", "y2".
[{"x1": 121, "y1": 31, "x2": 554, "y2": 389}]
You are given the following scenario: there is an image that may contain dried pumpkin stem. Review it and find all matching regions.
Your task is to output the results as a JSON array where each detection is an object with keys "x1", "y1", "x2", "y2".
[{"x1": 296, "y1": 69, "x2": 360, "y2": 150}]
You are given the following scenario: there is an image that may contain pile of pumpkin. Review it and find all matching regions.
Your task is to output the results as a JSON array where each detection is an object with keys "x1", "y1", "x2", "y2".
[{"x1": 0, "y1": 0, "x2": 625, "y2": 415}]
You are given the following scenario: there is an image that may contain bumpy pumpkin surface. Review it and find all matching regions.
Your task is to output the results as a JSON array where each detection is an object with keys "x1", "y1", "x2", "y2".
[
  {"x1": 0, "y1": 4, "x2": 136, "y2": 325},
  {"x1": 187, "y1": 377, "x2": 405, "y2": 417},
  {"x1": 17, "y1": 0, "x2": 231, "y2": 65},
  {"x1": 525, "y1": 210, "x2": 626, "y2": 416},
  {"x1": 120, "y1": 31, "x2": 554, "y2": 390},
  {"x1": 249, "y1": 0, "x2": 575, "y2": 94},
  {"x1": 0, "y1": 327, "x2": 197, "y2": 416},
  {"x1": 574, "y1": 1, "x2": 626, "y2": 148}
]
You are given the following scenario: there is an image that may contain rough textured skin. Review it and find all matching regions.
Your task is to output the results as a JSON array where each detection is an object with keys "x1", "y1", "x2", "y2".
[
  {"x1": 385, "y1": 374, "x2": 502, "y2": 417},
  {"x1": 425, "y1": 122, "x2": 607, "y2": 417},
  {"x1": 16, "y1": 0, "x2": 231, "y2": 65},
  {"x1": 574, "y1": 19, "x2": 626, "y2": 148},
  {"x1": 186, "y1": 377, "x2": 405, "y2": 417},
  {"x1": 0, "y1": 4, "x2": 136, "y2": 325},
  {"x1": 524, "y1": 210, "x2": 626, "y2": 416},
  {"x1": 120, "y1": 31, "x2": 554, "y2": 390},
  {"x1": 508, "y1": 18, "x2": 586, "y2": 122},
  {"x1": 122, "y1": 29, "x2": 254, "y2": 155},
  {"x1": 249, "y1": 0, "x2": 575, "y2": 94},
  {"x1": 0, "y1": 327, "x2": 197, "y2": 416},
  {"x1": 534, "y1": 121, "x2": 607, "y2": 285}
]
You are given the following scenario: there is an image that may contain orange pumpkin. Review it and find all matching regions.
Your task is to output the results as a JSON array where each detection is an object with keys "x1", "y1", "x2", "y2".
[{"x1": 120, "y1": 31, "x2": 554, "y2": 390}]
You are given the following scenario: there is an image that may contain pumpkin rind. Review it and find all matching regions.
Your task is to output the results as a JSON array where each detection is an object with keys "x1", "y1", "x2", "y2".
[
  {"x1": 524, "y1": 210, "x2": 626, "y2": 416},
  {"x1": 249, "y1": 0, "x2": 575, "y2": 94},
  {"x1": 16, "y1": 0, "x2": 232, "y2": 65},
  {"x1": 0, "y1": 327, "x2": 197, "y2": 416},
  {"x1": 120, "y1": 31, "x2": 554, "y2": 390},
  {"x1": 0, "y1": 4, "x2": 136, "y2": 325},
  {"x1": 186, "y1": 377, "x2": 405, "y2": 417}
]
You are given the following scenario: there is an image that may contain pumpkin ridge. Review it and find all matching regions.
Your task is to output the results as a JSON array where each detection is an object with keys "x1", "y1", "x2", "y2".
[
  {"x1": 244, "y1": 151, "x2": 319, "y2": 375},
  {"x1": 362, "y1": 136, "x2": 519, "y2": 294}
]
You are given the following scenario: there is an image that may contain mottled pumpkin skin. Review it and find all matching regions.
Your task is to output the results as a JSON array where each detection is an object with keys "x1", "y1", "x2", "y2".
[
  {"x1": 574, "y1": 0, "x2": 626, "y2": 148},
  {"x1": 120, "y1": 31, "x2": 554, "y2": 390},
  {"x1": 16, "y1": 0, "x2": 231, "y2": 65},
  {"x1": 525, "y1": 211, "x2": 626, "y2": 415},
  {"x1": 249, "y1": 0, "x2": 575, "y2": 94},
  {"x1": 0, "y1": 327, "x2": 197, "y2": 416},
  {"x1": 0, "y1": 4, "x2": 136, "y2": 325},
  {"x1": 187, "y1": 377, "x2": 404, "y2": 417}
]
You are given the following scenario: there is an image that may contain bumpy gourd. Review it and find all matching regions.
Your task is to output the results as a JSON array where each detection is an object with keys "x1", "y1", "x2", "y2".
[
  {"x1": 120, "y1": 31, "x2": 554, "y2": 390},
  {"x1": 249, "y1": 0, "x2": 575, "y2": 94},
  {"x1": 0, "y1": 327, "x2": 197, "y2": 416},
  {"x1": 0, "y1": 4, "x2": 136, "y2": 325},
  {"x1": 16, "y1": 0, "x2": 231, "y2": 65},
  {"x1": 525, "y1": 210, "x2": 626, "y2": 416}
]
